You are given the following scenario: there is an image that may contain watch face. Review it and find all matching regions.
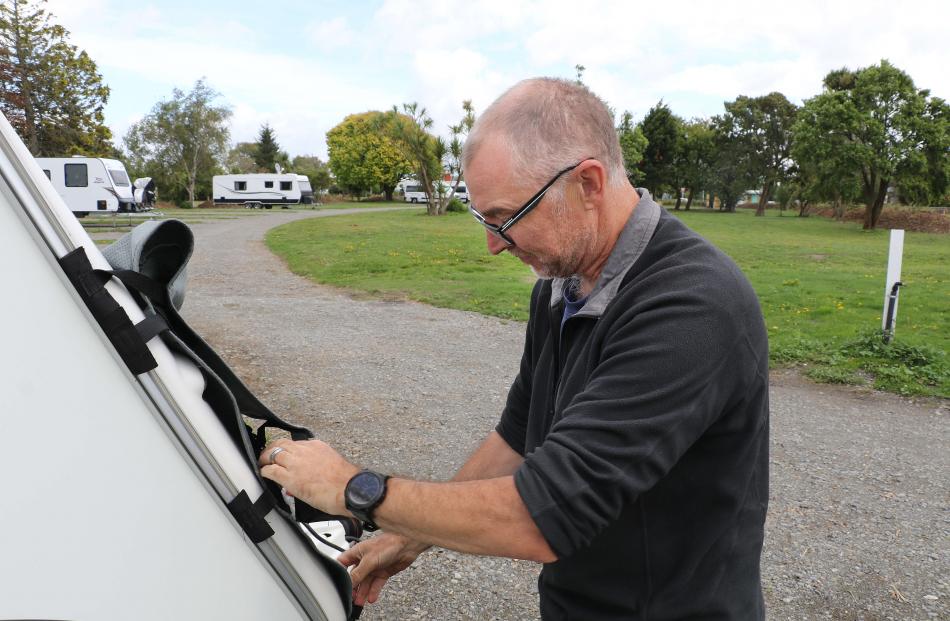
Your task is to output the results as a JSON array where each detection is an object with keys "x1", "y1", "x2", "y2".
[{"x1": 349, "y1": 472, "x2": 385, "y2": 507}]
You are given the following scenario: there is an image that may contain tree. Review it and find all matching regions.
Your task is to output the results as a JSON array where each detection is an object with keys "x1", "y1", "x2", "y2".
[
  {"x1": 616, "y1": 111, "x2": 648, "y2": 185},
  {"x1": 292, "y1": 154, "x2": 332, "y2": 194},
  {"x1": 719, "y1": 92, "x2": 798, "y2": 216},
  {"x1": 254, "y1": 123, "x2": 289, "y2": 171},
  {"x1": 708, "y1": 118, "x2": 756, "y2": 212},
  {"x1": 444, "y1": 100, "x2": 476, "y2": 201},
  {"x1": 0, "y1": 0, "x2": 112, "y2": 156},
  {"x1": 793, "y1": 60, "x2": 949, "y2": 229},
  {"x1": 123, "y1": 79, "x2": 230, "y2": 204},
  {"x1": 326, "y1": 111, "x2": 412, "y2": 200},
  {"x1": 673, "y1": 119, "x2": 716, "y2": 210},
  {"x1": 225, "y1": 142, "x2": 259, "y2": 173},
  {"x1": 380, "y1": 103, "x2": 445, "y2": 213},
  {"x1": 639, "y1": 101, "x2": 683, "y2": 198}
]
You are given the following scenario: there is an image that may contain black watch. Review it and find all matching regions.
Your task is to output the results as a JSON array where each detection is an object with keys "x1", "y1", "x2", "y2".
[{"x1": 344, "y1": 470, "x2": 390, "y2": 531}]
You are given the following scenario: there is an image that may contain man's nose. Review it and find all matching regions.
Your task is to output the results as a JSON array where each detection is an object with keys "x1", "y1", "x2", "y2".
[{"x1": 486, "y1": 230, "x2": 508, "y2": 255}]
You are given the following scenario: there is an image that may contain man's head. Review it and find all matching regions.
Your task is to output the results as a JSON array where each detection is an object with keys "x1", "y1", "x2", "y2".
[{"x1": 462, "y1": 78, "x2": 635, "y2": 281}]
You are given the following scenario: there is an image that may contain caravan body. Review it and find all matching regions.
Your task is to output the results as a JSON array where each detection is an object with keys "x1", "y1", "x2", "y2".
[
  {"x1": 213, "y1": 173, "x2": 303, "y2": 208},
  {"x1": 297, "y1": 174, "x2": 315, "y2": 204},
  {"x1": 0, "y1": 115, "x2": 350, "y2": 620},
  {"x1": 35, "y1": 156, "x2": 136, "y2": 215}
]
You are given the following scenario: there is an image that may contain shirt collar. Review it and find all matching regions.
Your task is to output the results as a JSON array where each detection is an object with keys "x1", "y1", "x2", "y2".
[{"x1": 549, "y1": 188, "x2": 662, "y2": 316}]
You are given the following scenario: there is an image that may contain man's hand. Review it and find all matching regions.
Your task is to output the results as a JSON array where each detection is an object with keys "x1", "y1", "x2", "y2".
[
  {"x1": 259, "y1": 439, "x2": 359, "y2": 516},
  {"x1": 338, "y1": 532, "x2": 430, "y2": 606}
]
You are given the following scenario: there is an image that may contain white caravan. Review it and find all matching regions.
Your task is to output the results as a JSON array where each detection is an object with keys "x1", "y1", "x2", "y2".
[
  {"x1": 0, "y1": 113, "x2": 352, "y2": 620},
  {"x1": 213, "y1": 173, "x2": 305, "y2": 208},
  {"x1": 402, "y1": 179, "x2": 468, "y2": 203},
  {"x1": 35, "y1": 156, "x2": 136, "y2": 216},
  {"x1": 298, "y1": 174, "x2": 315, "y2": 204}
]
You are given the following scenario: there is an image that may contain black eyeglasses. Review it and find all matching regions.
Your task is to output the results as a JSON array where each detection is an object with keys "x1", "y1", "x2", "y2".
[{"x1": 469, "y1": 159, "x2": 589, "y2": 246}]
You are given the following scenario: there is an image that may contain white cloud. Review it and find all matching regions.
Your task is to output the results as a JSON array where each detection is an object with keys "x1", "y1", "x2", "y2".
[{"x1": 307, "y1": 16, "x2": 355, "y2": 51}]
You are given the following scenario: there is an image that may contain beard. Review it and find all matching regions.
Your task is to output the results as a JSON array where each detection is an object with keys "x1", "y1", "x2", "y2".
[{"x1": 511, "y1": 228, "x2": 592, "y2": 280}]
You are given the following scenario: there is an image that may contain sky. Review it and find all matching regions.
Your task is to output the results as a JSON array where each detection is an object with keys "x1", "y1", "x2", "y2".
[{"x1": 45, "y1": 0, "x2": 950, "y2": 162}]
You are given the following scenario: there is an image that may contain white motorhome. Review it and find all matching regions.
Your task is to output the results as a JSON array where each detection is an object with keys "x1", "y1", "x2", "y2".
[
  {"x1": 402, "y1": 178, "x2": 468, "y2": 203},
  {"x1": 35, "y1": 156, "x2": 136, "y2": 216},
  {"x1": 213, "y1": 173, "x2": 305, "y2": 208},
  {"x1": 2, "y1": 113, "x2": 352, "y2": 619}
]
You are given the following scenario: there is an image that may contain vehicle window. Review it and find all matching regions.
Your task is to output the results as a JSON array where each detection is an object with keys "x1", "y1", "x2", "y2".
[
  {"x1": 235, "y1": 181, "x2": 247, "y2": 191},
  {"x1": 457, "y1": 185, "x2": 466, "y2": 192},
  {"x1": 108, "y1": 169, "x2": 131, "y2": 186},
  {"x1": 43, "y1": 169, "x2": 51, "y2": 180},
  {"x1": 64, "y1": 163, "x2": 88, "y2": 187},
  {"x1": 264, "y1": 181, "x2": 274, "y2": 188},
  {"x1": 280, "y1": 181, "x2": 292, "y2": 191},
  {"x1": 407, "y1": 185, "x2": 423, "y2": 192}
]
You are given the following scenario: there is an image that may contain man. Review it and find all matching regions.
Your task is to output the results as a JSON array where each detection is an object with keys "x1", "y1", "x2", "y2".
[{"x1": 260, "y1": 77, "x2": 769, "y2": 619}]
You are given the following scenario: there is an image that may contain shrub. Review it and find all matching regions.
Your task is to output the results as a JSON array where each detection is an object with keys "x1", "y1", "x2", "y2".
[{"x1": 446, "y1": 198, "x2": 467, "y2": 213}]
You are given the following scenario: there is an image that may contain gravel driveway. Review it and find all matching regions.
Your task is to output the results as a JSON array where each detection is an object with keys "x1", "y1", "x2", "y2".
[{"x1": 178, "y1": 209, "x2": 948, "y2": 620}]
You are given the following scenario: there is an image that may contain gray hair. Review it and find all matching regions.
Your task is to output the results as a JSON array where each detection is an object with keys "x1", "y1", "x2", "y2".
[{"x1": 462, "y1": 77, "x2": 628, "y2": 199}]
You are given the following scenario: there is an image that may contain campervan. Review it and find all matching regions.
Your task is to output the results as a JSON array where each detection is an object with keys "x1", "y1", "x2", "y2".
[
  {"x1": 213, "y1": 173, "x2": 305, "y2": 208},
  {"x1": 35, "y1": 156, "x2": 136, "y2": 216},
  {"x1": 403, "y1": 183, "x2": 429, "y2": 203},
  {"x1": 1, "y1": 113, "x2": 354, "y2": 620}
]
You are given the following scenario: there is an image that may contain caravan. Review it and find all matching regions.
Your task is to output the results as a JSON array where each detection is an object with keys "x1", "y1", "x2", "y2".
[
  {"x1": 35, "y1": 156, "x2": 137, "y2": 216},
  {"x1": 213, "y1": 173, "x2": 306, "y2": 208},
  {"x1": 1, "y1": 115, "x2": 355, "y2": 619}
]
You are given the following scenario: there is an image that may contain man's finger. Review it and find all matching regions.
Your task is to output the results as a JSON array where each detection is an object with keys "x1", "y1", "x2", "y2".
[
  {"x1": 367, "y1": 576, "x2": 389, "y2": 604},
  {"x1": 257, "y1": 438, "x2": 295, "y2": 467},
  {"x1": 338, "y1": 546, "x2": 360, "y2": 567},
  {"x1": 260, "y1": 464, "x2": 288, "y2": 486}
]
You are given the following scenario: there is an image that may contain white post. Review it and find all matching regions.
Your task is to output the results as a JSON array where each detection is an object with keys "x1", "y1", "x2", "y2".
[{"x1": 881, "y1": 229, "x2": 905, "y2": 333}]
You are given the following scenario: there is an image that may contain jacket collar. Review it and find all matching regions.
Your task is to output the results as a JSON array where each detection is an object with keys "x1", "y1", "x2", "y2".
[{"x1": 549, "y1": 188, "x2": 662, "y2": 317}]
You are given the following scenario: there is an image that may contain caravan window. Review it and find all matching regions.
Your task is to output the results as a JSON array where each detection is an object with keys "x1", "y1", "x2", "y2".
[
  {"x1": 264, "y1": 181, "x2": 273, "y2": 188},
  {"x1": 234, "y1": 181, "x2": 247, "y2": 191},
  {"x1": 280, "y1": 181, "x2": 292, "y2": 191},
  {"x1": 64, "y1": 163, "x2": 87, "y2": 187},
  {"x1": 109, "y1": 169, "x2": 130, "y2": 186},
  {"x1": 42, "y1": 169, "x2": 51, "y2": 180}
]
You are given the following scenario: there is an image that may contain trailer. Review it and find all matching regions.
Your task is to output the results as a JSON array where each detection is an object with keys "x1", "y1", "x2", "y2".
[
  {"x1": 35, "y1": 156, "x2": 137, "y2": 216},
  {"x1": 213, "y1": 173, "x2": 305, "y2": 208},
  {"x1": 1, "y1": 112, "x2": 355, "y2": 620}
]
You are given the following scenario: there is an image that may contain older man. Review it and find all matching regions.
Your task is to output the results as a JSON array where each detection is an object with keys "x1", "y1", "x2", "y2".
[{"x1": 260, "y1": 77, "x2": 769, "y2": 619}]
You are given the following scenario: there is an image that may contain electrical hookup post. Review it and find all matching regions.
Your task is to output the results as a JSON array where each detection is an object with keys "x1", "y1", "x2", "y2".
[{"x1": 881, "y1": 229, "x2": 905, "y2": 344}]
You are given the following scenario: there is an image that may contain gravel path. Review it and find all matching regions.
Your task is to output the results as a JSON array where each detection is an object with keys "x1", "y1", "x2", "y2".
[{"x1": 178, "y1": 209, "x2": 948, "y2": 621}]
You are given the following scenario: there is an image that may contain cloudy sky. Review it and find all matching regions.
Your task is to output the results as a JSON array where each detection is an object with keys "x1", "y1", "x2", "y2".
[{"x1": 46, "y1": 0, "x2": 949, "y2": 160}]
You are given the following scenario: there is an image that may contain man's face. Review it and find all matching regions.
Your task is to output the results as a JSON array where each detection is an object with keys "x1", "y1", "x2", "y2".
[{"x1": 465, "y1": 138, "x2": 593, "y2": 279}]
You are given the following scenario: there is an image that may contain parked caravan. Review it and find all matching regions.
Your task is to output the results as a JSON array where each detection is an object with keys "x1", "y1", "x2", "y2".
[
  {"x1": 35, "y1": 156, "x2": 136, "y2": 216},
  {"x1": 403, "y1": 183, "x2": 428, "y2": 203},
  {"x1": 213, "y1": 173, "x2": 304, "y2": 208},
  {"x1": 133, "y1": 176, "x2": 157, "y2": 210},
  {"x1": 1, "y1": 114, "x2": 355, "y2": 620}
]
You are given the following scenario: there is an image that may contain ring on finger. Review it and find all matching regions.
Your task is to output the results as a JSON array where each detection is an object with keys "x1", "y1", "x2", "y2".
[{"x1": 268, "y1": 446, "x2": 287, "y2": 465}]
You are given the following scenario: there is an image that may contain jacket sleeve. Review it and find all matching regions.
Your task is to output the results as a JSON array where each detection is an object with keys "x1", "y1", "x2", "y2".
[
  {"x1": 495, "y1": 280, "x2": 546, "y2": 456},
  {"x1": 513, "y1": 265, "x2": 759, "y2": 558}
]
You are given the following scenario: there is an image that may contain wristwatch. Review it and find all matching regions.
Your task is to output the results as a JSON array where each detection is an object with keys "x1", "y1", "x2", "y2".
[{"x1": 344, "y1": 470, "x2": 390, "y2": 531}]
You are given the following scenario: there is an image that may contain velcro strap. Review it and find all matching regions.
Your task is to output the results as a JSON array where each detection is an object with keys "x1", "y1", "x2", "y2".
[
  {"x1": 226, "y1": 489, "x2": 276, "y2": 544},
  {"x1": 135, "y1": 313, "x2": 169, "y2": 343},
  {"x1": 59, "y1": 247, "x2": 158, "y2": 375}
]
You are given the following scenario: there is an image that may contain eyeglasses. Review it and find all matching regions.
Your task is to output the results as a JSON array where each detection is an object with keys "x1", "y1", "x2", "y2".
[{"x1": 468, "y1": 159, "x2": 589, "y2": 246}]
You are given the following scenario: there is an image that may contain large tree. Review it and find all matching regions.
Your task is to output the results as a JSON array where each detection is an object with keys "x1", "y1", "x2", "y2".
[
  {"x1": 254, "y1": 123, "x2": 289, "y2": 171},
  {"x1": 0, "y1": 0, "x2": 112, "y2": 156},
  {"x1": 326, "y1": 111, "x2": 412, "y2": 200},
  {"x1": 123, "y1": 79, "x2": 230, "y2": 204},
  {"x1": 719, "y1": 92, "x2": 798, "y2": 216},
  {"x1": 225, "y1": 141, "x2": 259, "y2": 173},
  {"x1": 616, "y1": 111, "x2": 648, "y2": 185},
  {"x1": 639, "y1": 101, "x2": 683, "y2": 199},
  {"x1": 793, "y1": 60, "x2": 949, "y2": 229},
  {"x1": 672, "y1": 118, "x2": 716, "y2": 210},
  {"x1": 708, "y1": 118, "x2": 756, "y2": 212}
]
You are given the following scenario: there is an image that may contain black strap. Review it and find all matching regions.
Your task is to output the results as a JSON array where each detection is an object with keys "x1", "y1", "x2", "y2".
[
  {"x1": 135, "y1": 313, "x2": 169, "y2": 343},
  {"x1": 226, "y1": 489, "x2": 276, "y2": 544},
  {"x1": 59, "y1": 247, "x2": 158, "y2": 375}
]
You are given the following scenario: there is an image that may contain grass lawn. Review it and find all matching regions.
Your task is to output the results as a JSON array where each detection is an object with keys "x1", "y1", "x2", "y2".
[{"x1": 263, "y1": 207, "x2": 946, "y2": 398}]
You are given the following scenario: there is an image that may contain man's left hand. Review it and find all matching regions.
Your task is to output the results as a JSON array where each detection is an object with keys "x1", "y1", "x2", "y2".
[{"x1": 259, "y1": 439, "x2": 360, "y2": 516}]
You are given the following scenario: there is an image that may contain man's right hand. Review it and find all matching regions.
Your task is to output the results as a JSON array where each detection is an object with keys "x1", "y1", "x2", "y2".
[{"x1": 338, "y1": 532, "x2": 430, "y2": 606}]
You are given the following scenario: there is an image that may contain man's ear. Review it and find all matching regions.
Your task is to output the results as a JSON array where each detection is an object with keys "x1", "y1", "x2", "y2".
[{"x1": 577, "y1": 160, "x2": 607, "y2": 210}]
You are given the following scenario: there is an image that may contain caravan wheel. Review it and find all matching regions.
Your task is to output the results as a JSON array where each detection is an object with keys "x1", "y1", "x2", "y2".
[{"x1": 410, "y1": 198, "x2": 418, "y2": 203}]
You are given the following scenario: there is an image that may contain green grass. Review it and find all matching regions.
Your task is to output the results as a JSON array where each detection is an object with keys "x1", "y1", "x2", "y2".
[{"x1": 263, "y1": 207, "x2": 945, "y2": 398}]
